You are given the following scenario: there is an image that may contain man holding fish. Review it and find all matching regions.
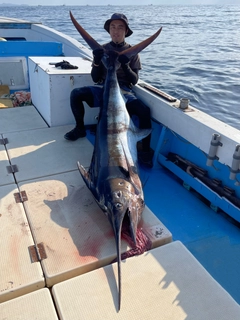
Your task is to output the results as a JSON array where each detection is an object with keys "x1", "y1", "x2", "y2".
[{"x1": 64, "y1": 13, "x2": 154, "y2": 168}]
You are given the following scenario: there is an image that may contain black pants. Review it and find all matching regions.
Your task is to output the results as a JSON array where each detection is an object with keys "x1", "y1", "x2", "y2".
[{"x1": 70, "y1": 86, "x2": 152, "y2": 152}]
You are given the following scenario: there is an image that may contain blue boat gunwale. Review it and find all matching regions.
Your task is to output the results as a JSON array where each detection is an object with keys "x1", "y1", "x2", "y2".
[
  {"x1": 0, "y1": 40, "x2": 63, "y2": 57},
  {"x1": 0, "y1": 21, "x2": 41, "y2": 29}
]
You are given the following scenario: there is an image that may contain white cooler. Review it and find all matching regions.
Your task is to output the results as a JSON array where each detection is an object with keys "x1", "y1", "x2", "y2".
[{"x1": 28, "y1": 56, "x2": 100, "y2": 127}]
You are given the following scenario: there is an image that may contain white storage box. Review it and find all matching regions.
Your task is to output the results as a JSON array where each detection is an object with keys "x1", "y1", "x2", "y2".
[{"x1": 28, "y1": 56, "x2": 100, "y2": 127}]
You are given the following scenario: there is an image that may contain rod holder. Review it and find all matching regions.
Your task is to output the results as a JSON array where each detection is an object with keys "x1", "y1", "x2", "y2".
[
  {"x1": 229, "y1": 144, "x2": 240, "y2": 180},
  {"x1": 206, "y1": 133, "x2": 222, "y2": 166}
]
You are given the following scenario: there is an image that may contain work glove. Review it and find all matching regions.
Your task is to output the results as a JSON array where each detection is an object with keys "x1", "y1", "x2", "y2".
[
  {"x1": 118, "y1": 54, "x2": 138, "y2": 85},
  {"x1": 93, "y1": 48, "x2": 104, "y2": 65},
  {"x1": 54, "y1": 60, "x2": 78, "y2": 69},
  {"x1": 118, "y1": 54, "x2": 130, "y2": 69},
  {"x1": 61, "y1": 63, "x2": 78, "y2": 69}
]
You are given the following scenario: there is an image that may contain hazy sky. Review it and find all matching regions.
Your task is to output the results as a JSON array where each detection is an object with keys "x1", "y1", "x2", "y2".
[{"x1": 1, "y1": 0, "x2": 237, "y2": 6}]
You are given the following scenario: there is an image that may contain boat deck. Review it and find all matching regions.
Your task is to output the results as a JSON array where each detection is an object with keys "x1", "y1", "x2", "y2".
[{"x1": 1, "y1": 105, "x2": 240, "y2": 318}]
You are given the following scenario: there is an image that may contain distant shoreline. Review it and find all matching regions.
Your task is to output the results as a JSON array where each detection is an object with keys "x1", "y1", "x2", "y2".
[
  {"x1": 0, "y1": 3, "x2": 29, "y2": 6},
  {"x1": 0, "y1": 2, "x2": 239, "y2": 6}
]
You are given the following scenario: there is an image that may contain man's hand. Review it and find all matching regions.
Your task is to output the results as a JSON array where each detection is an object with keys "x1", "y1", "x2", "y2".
[
  {"x1": 118, "y1": 54, "x2": 130, "y2": 68},
  {"x1": 118, "y1": 54, "x2": 138, "y2": 85},
  {"x1": 93, "y1": 48, "x2": 104, "y2": 65}
]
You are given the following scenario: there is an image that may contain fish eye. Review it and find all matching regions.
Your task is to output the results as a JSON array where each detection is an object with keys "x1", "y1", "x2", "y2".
[
  {"x1": 115, "y1": 202, "x2": 122, "y2": 208},
  {"x1": 116, "y1": 191, "x2": 121, "y2": 197}
]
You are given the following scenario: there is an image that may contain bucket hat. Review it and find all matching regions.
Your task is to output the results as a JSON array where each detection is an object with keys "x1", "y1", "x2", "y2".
[{"x1": 104, "y1": 13, "x2": 133, "y2": 37}]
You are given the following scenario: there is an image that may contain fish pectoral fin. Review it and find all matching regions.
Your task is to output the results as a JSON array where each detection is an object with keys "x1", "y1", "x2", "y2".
[
  {"x1": 135, "y1": 128, "x2": 152, "y2": 142},
  {"x1": 77, "y1": 161, "x2": 92, "y2": 187},
  {"x1": 96, "y1": 199, "x2": 108, "y2": 212},
  {"x1": 129, "y1": 122, "x2": 152, "y2": 142},
  {"x1": 77, "y1": 161, "x2": 100, "y2": 203}
]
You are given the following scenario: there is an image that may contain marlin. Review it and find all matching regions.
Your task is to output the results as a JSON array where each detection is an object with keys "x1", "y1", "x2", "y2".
[{"x1": 70, "y1": 11, "x2": 162, "y2": 311}]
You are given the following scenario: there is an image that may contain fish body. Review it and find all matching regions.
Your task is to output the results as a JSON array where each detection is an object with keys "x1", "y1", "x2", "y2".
[{"x1": 70, "y1": 11, "x2": 162, "y2": 311}]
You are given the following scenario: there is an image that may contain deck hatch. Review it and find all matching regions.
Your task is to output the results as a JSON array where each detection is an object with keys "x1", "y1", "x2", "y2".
[
  {"x1": 14, "y1": 190, "x2": 28, "y2": 203},
  {"x1": 29, "y1": 243, "x2": 47, "y2": 263}
]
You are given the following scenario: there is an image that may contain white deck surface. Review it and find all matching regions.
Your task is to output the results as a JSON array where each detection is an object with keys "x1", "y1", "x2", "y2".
[
  {"x1": 0, "y1": 143, "x2": 15, "y2": 186},
  {"x1": 0, "y1": 105, "x2": 47, "y2": 134},
  {"x1": 0, "y1": 184, "x2": 44, "y2": 303},
  {"x1": 19, "y1": 170, "x2": 172, "y2": 287},
  {"x1": 4, "y1": 124, "x2": 93, "y2": 182},
  {"x1": 52, "y1": 241, "x2": 240, "y2": 320},
  {"x1": 1, "y1": 104, "x2": 172, "y2": 306},
  {"x1": 2, "y1": 104, "x2": 238, "y2": 318},
  {"x1": 0, "y1": 288, "x2": 59, "y2": 320}
]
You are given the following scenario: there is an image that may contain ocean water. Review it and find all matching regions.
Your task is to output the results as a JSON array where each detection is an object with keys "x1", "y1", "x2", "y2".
[{"x1": 1, "y1": 5, "x2": 240, "y2": 129}]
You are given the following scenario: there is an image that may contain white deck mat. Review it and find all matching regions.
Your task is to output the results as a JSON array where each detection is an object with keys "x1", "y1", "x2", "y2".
[
  {"x1": 0, "y1": 142, "x2": 15, "y2": 186},
  {"x1": 0, "y1": 105, "x2": 48, "y2": 134},
  {"x1": 0, "y1": 288, "x2": 59, "y2": 320},
  {"x1": 52, "y1": 241, "x2": 240, "y2": 320},
  {"x1": 4, "y1": 125, "x2": 93, "y2": 182},
  {"x1": 19, "y1": 170, "x2": 172, "y2": 287},
  {"x1": 0, "y1": 184, "x2": 45, "y2": 303}
]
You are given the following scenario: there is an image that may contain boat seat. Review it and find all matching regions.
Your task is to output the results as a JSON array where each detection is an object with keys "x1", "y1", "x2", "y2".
[{"x1": 52, "y1": 241, "x2": 240, "y2": 319}]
